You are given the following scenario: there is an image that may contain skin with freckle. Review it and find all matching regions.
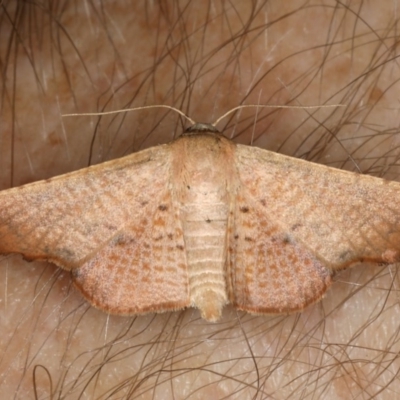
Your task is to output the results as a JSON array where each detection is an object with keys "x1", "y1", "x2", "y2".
[
  {"x1": 1, "y1": 128, "x2": 400, "y2": 323},
  {"x1": 2, "y1": 1, "x2": 400, "y2": 399}
]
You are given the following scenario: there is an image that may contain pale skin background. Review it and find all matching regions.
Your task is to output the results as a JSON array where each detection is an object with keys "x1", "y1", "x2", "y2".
[{"x1": 1, "y1": 1, "x2": 400, "y2": 399}]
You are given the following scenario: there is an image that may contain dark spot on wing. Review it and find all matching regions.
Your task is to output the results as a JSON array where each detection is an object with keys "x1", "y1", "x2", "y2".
[
  {"x1": 291, "y1": 223, "x2": 303, "y2": 231},
  {"x1": 158, "y1": 204, "x2": 168, "y2": 211},
  {"x1": 113, "y1": 235, "x2": 135, "y2": 246},
  {"x1": 244, "y1": 236, "x2": 253, "y2": 242},
  {"x1": 104, "y1": 223, "x2": 118, "y2": 232},
  {"x1": 240, "y1": 206, "x2": 249, "y2": 213},
  {"x1": 177, "y1": 244, "x2": 184, "y2": 250},
  {"x1": 339, "y1": 250, "x2": 352, "y2": 261},
  {"x1": 53, "y1": 247, "x2": 75, "y2": 260},
  {"x1": 282, "y1": 235, "x2": 291, "y2": 244}
]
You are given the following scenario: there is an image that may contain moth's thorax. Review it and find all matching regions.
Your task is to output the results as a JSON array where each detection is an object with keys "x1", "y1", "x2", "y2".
[{"x1": 171, "y1": 134, "x2": 236, "y2": 321}]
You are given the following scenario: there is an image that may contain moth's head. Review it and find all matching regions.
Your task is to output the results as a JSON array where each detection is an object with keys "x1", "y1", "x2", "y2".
[{"x1": 183, "y1": 122, "x2": 221, "y2": 135}]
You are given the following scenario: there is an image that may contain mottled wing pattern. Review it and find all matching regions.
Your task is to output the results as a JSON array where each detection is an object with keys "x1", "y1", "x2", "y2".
[
  {"x1": 73, "y1": 189, "x2": 189, "y2": 314},
  {"x1": 0, "y1": 144, "x2": 190, "y2": 313},
  {"x1": 0, "y1": 146, "x2": 167, "y2": 267},
  {"x1": 229, "y1": 145, "x2": 400, "y2": 313},
  {"x1": 228, "y1": 193, "x2": 332, "y2": 313}
]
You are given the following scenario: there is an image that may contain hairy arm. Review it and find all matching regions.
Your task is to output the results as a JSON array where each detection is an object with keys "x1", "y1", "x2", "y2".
[{"x1": 1, "y1": 1, "x2": 399, "y2": 398}]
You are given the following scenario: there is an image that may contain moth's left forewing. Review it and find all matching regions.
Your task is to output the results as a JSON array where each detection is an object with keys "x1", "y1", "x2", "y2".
[
  {"x1": 228, "y1": 144, "x2": 400, "y2": 314},
  {"x1": 0, "y1": 145, "x2": 172, "y2": 269}
]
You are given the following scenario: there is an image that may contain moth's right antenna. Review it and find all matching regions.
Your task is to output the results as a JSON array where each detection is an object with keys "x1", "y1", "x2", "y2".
[{"x1": 212, "y1": 103, "x2": 344, "y2": 127}]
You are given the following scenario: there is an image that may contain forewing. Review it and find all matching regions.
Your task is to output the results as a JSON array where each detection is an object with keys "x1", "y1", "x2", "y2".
[
  {"x1": 0, "y1": 145, "x2": 172, "y2": 269},
  {"x1": 229, "y1": 145, "x2": 400, "y2": 313}
]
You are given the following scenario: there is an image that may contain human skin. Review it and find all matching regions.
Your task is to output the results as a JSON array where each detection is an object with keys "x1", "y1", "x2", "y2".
[{"x1": 1, "y1": 1, "x2": 400, "y2": 399}]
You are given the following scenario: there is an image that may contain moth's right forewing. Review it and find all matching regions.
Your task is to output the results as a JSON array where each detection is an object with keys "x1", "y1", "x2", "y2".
[{"x1": 234, "y1": 144, "x2": 400, "y2": 269}]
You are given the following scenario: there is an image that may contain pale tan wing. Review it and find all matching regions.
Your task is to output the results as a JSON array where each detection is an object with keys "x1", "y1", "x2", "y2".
[
  {"x1": 229, "y1": 144, "x2": 400, "y2": 314},
  {"x1": 0, "y1": 145, "x2": 173, "y2": 269},
  {"x1": 72, "y1": 188, "x2": 189, "y2": 315}
]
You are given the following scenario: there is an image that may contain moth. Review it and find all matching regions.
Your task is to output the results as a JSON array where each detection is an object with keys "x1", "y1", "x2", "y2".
[{"x1": 1, "y1": 119, "x2": 400, "y2": 322}]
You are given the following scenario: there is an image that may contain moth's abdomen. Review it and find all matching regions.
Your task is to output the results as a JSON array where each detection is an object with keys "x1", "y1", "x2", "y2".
[{"x1": 182, "y1": 203, "x2": 229, "y2": 321}]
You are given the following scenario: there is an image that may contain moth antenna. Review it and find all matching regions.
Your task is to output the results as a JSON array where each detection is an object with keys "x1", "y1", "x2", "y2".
[
  {"x1": 212, "y1": 103, "x2": 345, "y2": 127},
  {"x1": 62, "y1": 105, "x2": 196, "y2": 126}
]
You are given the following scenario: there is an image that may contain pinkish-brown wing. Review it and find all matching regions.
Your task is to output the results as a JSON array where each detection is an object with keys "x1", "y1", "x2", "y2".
[
  {"x1": 229, "y1": 144, "x2": 400, "y2": 314},
  {"x1": 227, "y1": 186, "x2": 332, "y2": 314},
  {"x1": 72, "y1": 188, "x2": 189, "y2": 315},
  {"x1": 0, "y1": 145, "x2": 172, "y2": 265},
  {"x1": 0, "y1": 144, "x2": 190, "y2": 313}
]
